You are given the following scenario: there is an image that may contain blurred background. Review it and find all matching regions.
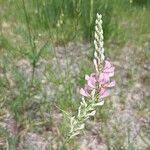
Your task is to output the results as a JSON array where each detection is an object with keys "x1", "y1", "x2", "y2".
[{"x1": 0, "y1": 0, "x2": 150, "y2": 149}]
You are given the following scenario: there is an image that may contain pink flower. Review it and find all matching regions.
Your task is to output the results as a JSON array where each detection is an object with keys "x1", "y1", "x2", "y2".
[
  {"x1": 103, "y1": 60, "x2": 115, "y2": 77},
  {"x1": 85, "y1": 74, "x2": 96, "y2": 89},
  {"x1": 99, "y1": 73, "x2": 110, "y2": 84},
  {"x1": 80, "y1": 60, "x2": 115, "y2": 99},
  {"x1": 99, "y1": 88, "x2": 109, "y2": 98},
  {"x1": 98, "y1": 72, "x2": 115, "y2": 98},
  {"x1": 80, "y1": 74, "x2": 96, "y2": 97},
  {"x1": 99, "y1": 73, "x2": 115, "y2": 88}
]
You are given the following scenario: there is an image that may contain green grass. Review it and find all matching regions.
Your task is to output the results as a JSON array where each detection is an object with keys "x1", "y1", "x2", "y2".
[
  {"x1": 0, "y1": 127, "x2": 18, "y2": 150},
  {"x1": 0, "y1": 0, "x2": 150, "y2": 149}
]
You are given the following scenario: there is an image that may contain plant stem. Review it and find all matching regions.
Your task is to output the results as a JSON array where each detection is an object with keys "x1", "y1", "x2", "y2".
[
  {"x1": 22, "y1": 0, "x2": 36, "y2": 87},
  {"x1": 59, "y1": 136, "x2": 71, "y2": 150}
]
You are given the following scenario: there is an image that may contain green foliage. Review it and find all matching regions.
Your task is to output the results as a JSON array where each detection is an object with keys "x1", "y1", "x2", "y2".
[
  {"x1": 0, "y1": 0, "x2": 150, "y2": 149},
  {"x1": 0, "y1": 127, "x2": 18, "y2": 150},
  {"x1": 1, "y1": 0, "x2": 150, "y2": 43},
  {"x1": 133, "y1": 0, "x2": 150, "y2": 6}
]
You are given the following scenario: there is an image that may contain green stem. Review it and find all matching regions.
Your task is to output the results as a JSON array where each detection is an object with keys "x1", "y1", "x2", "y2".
[
  {"x1": 59, "y1": 136, "x2": 71, "y2": 150},
  {"x1": 22, "y1": 0, "x2": 36, "y2": 87}
]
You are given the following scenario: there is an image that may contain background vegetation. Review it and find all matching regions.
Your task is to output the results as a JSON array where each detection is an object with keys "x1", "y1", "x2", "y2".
[{"x1": 0, "y1": 0, "x2": 150, "y2": 149}]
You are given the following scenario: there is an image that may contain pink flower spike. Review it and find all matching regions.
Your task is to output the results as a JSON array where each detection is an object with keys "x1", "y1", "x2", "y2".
[
  {"x1": 80, "y1": 88, "x2": 90, "y2": 97},
  {"x1": 100, "y1": 88, "x2": 110, "y2": 98}
]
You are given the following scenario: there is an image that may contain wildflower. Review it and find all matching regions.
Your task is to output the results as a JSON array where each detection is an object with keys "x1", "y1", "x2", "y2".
[
  {"x1": 64, "y1": 13, "x2": 115, "y2": 146},
  {"x1": 80, "y1": 60, "x2": 115, "y2": 98}
]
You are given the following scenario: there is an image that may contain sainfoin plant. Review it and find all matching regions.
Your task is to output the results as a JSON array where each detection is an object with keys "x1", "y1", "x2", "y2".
[{"x1": 61, "y1": 13, "x2": 115, "y2": 148}]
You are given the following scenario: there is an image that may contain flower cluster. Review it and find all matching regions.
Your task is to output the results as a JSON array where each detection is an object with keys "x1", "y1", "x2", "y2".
[
  {"x1": 62, "y1": 14, "x2": 115, "y2": 148},
  {"x1": 80, "y1": 60, "x2": 115, "y2": 99},
  {"x1": 79, "y1": 14, "x2": 115, "y2": 100}
]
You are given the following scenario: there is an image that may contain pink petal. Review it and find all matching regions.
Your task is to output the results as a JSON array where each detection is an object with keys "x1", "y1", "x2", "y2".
[
  {"x1": 80, "y1": 88, "x2": 90, "y2": 97},
  {"x1": 103, "y1": 60, "x2": 115, "y2": 77},
  {"x1": 88, "y1": 82, "x2": 95, "y2": 88},
  {"x1": 99, "y1": 73, "x2": 110, "y2": 84},
  {"x1": 104, "y1": 66, "x2": 115, "y2": 73},
  {"x1": 100, "y1": 88, "x2": 109, "y2": 98},
  {"x1": 106, "y1": 80, "x2": 116, "y2": 87},
  {"x1": 85, "y1": 74, "x2": 96, "y2": 88},
  {"x1": 84, "y1": 84, "x2": 92, "y2": 91},
  {"x1": 108, "y1": 71, "x2": 114, "y2": 77},
  {"x1": 104, "y1": 60, "x2": 112, "y2": 69}
]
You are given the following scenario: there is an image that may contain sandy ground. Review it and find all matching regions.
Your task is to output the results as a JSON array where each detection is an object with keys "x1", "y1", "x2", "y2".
[{"x1": 0, "y1": 42, "x2": 150, "y2": 150}]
